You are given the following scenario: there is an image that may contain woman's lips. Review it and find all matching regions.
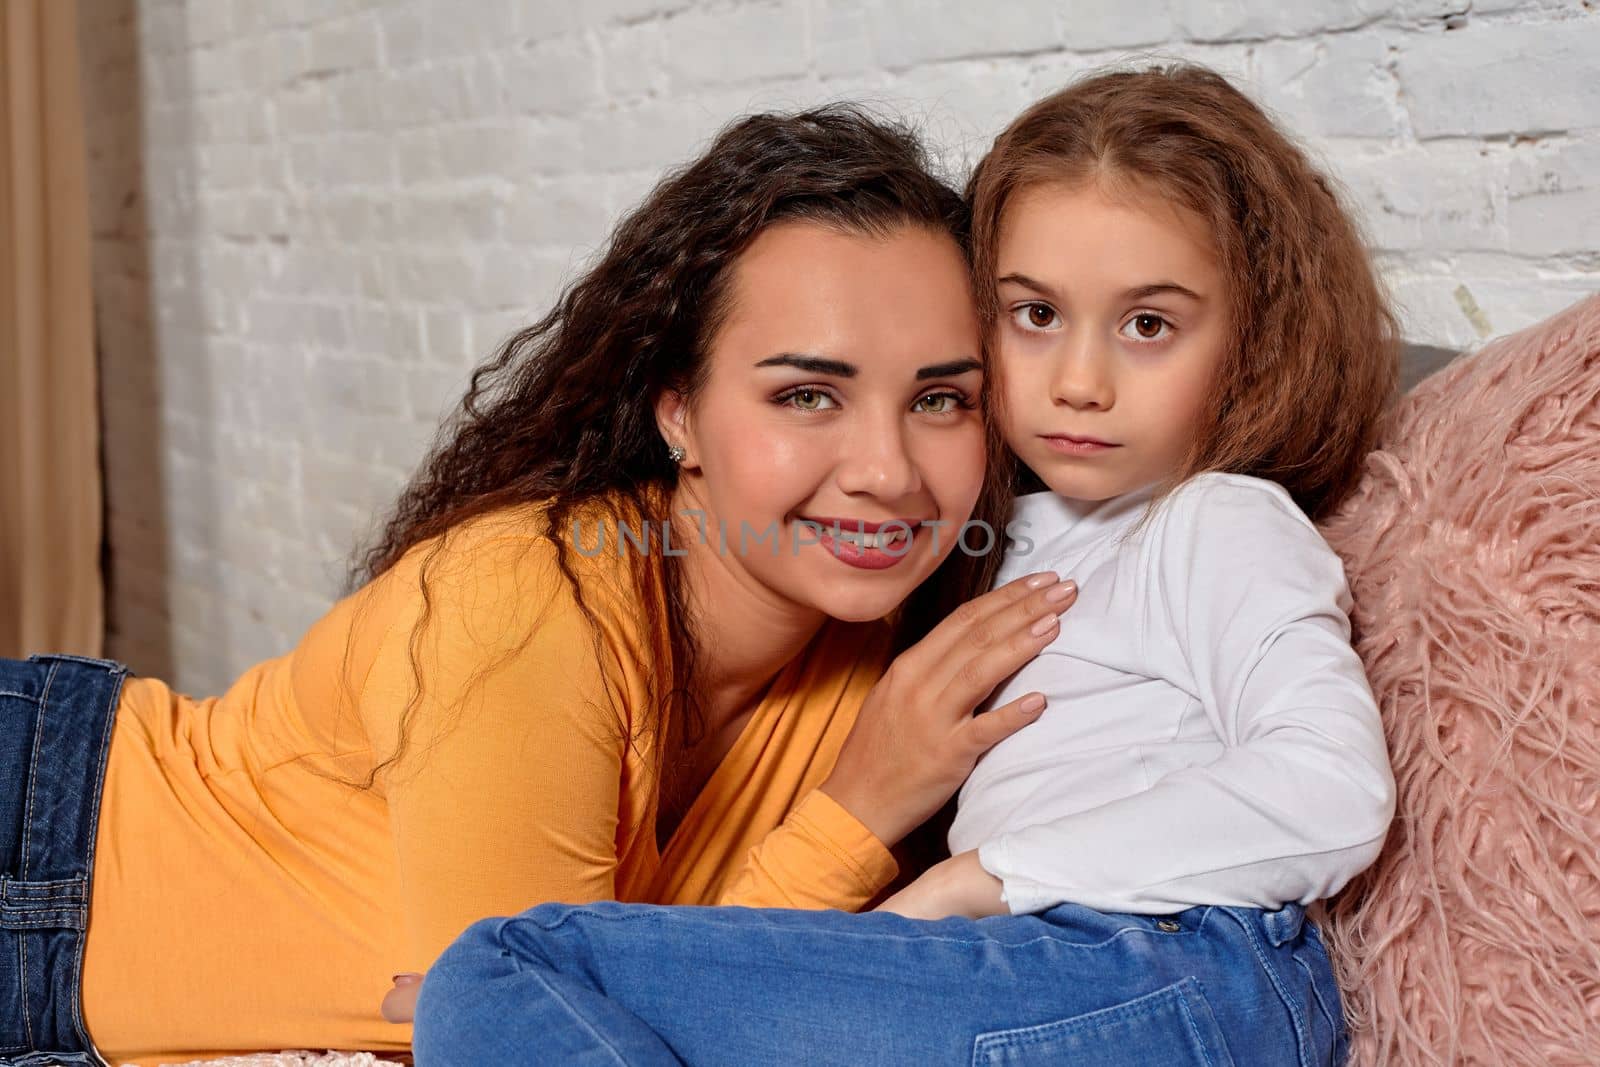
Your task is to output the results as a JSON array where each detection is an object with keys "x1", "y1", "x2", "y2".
[
  {"x1": 1041, "y1": 434, "x2": 1118, "y2": 456},
  {"x1": 794, "y1": 517, "x2": 918, "y2": 571}
]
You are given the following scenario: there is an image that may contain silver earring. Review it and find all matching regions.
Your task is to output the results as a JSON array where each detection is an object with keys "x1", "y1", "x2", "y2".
[{"x1": 667, "y1": 445, "x2": 686, "y2": 463}]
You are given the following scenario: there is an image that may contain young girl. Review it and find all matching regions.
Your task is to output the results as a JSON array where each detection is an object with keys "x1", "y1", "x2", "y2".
[{"x1": 399, "y1": 64, "x2": 1399, "y2": 1067}]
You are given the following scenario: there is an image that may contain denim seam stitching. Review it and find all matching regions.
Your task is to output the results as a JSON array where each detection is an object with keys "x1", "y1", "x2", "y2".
[
  {"x1": 972, "y1": 978, "x2": 1207, "y2": 1056},
  {"x1": 1290, "y1": 950, "x2": 1341, "y2": 1052},
  {"x1": 19, "y1": 926, "x2": 34, "y2": 1051},
  {"x1": 21, "y1": 661, "x2": 60, "y2": 879},
  {"x1": 15, "y1": 660, "x2": 60, "y2": 1054},
  {"x1": 1224, "y1": 909, "x2": 1311, "y2": 1067},
  {"x1": 510, "y1": 952, "x2": 633, "y2": 1066},
  {"x1": 72, "y1": 663, "x2": 122, "y2": 1067},
  {"x1": 4, "y1": 878, "x2": 87, "y2": 897},
  {"x1": 1174, "y1": 977, "x2": 1221, "y2": 1067},
  {"x1": 529, "y1": 905, "x2": 1168, "y2": 953}
]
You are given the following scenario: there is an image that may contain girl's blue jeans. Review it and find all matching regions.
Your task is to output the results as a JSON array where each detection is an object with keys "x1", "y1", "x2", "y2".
[{"x1": 414, "y1": 897, "x2": 1348, "y2": 1066}]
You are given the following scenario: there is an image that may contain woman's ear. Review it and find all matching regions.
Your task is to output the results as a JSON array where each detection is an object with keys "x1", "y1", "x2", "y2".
[{"x1": 654, "y1": 388, "x2": 700, "y2": 471}]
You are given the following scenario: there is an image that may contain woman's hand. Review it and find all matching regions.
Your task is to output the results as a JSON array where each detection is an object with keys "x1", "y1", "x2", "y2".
[
  {"x1": 874, "y1": 851, "x2": 1007, "y2": 920},
  {"x1": 821, "y1": 571, "x2": 1076, "y2": 848},
  {"x1": 381, "y1": 972, "x2": 424, "y2": 1024}
]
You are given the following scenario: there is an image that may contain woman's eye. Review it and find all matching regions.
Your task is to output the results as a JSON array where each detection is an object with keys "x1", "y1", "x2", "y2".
[
  {"x1": 1121, "y1": 313, "x2": 1173, "y2": 342},
  {"x1": 1011, "y1": 303, "x2": 1060, "y2": 331},
  {"x1": 778, "y1": 387, "x2": 837, "y2": 411},
  {"x1": 914, "y1": 391, "x2": 968, "y2": 415}
]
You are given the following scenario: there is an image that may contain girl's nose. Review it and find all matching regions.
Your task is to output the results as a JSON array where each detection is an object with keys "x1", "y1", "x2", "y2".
[{"x1": 1052, "y1": 335, "x2": 1114, "y2": 411}]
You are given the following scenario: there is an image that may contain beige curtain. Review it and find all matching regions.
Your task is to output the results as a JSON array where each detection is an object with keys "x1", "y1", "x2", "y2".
[{"x1": 0, "y1": 0, "x2": 102, "y2": 657}]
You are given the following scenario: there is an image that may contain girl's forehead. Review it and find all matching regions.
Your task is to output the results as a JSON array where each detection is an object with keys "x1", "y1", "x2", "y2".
[
  {"x1": 995, "y1": 181, "x2": 1221, "y2": 285},
  {"x1": 1001, "y1": 177, "x2": 1211, "y2": 244}
]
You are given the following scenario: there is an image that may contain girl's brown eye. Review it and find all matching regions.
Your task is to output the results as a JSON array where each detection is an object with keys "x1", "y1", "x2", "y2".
[
  {"x1": 1133, "y1": 314, "x2": 1163, "y2": 338},
  {"x1": 1028, "y1": 305, "x2": 1056, "y2": 329}
]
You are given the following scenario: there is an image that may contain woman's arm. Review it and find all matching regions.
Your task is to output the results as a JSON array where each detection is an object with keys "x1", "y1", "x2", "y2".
[
  {"x1": 975, "y1": 479, "x2": 1397, "y2": 915},
  {"x1": 362, "y1": 536, "x2": 631, "y2": 969}
]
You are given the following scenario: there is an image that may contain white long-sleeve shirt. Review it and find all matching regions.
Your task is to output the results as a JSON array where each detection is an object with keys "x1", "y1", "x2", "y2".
[{"x1": 950, "y1": 472, "x2": 1396, "y2": 915}]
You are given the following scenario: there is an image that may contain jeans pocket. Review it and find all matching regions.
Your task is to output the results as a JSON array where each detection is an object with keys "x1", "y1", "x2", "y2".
[{"x1": 971, "y1": 977, "x2": 1238, "y2": 1067}]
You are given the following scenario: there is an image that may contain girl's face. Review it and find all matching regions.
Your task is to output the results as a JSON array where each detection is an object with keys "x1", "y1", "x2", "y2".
[
  {"x1": 659, "y1": 220, "x2": 985, "y2": 624},
  {"x1": 994, "y1": 179, "x2": 1230, "y2": 502}
]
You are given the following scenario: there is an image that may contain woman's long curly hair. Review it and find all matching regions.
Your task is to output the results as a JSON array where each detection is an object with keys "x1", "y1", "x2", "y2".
[
  {"x1": 967, "y1": 64, "x2": 1400, "y2": 521},
  {"x1": 349, "y1": 105, "x2": 1011, "y2": 797}
]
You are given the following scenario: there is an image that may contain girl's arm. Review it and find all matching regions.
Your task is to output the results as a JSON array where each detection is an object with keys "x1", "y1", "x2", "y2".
[
  {"x1": 975, "y1": 477, "x2": 1396, "y2": 916},
  {"x1": 874, "y1": 849, "x2": 1005, "y2": 919}
]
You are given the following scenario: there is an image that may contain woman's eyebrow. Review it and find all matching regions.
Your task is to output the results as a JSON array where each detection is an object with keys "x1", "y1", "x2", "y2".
[
  {"x1": 754, "y1": 353, "x2": 856, "y2": 377},
  {"x1": 917, "y1": 358, "x2": 982, "y2": 380},
  {"x1": 754, "y1": 354, "x2": 982, "y2": 380}
]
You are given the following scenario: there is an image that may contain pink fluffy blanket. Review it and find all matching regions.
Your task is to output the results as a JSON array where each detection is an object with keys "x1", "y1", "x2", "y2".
[{"x1": 1318, "y1": 294, "x2": 1600, "y2": 1065}]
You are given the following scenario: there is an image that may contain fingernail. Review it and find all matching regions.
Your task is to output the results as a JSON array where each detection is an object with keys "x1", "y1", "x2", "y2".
[
  {"x1": 1045, "y1": 579, "x2": 1077, "y2": 604},
  {"x1": 1020, "y1": 694, "x2": 1046, "y2": 716},
  {"x1": 1025, "y1": 571, "x2": 1059, "y2": 590},
  {"x1": 1030, "y1": 613, "x2": 1059, "y2": 637},
  {"x1": 392, "y1": 973, "x2": 422, "y2": 985}
]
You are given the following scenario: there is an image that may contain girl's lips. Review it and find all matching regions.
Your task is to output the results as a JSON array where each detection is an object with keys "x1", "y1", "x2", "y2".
[{"x1": 1041, "y1": 434, "x2": 1118, "y2": 456}]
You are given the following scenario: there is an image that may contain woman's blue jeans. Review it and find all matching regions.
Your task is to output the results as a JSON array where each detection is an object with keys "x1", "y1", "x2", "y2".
[
  {"x1": 0, "y1": 656, "x2": 123, "y2": 1067},
  {"x1": 414, "y1": 897, "x2": 1348, "y2": 1066}
]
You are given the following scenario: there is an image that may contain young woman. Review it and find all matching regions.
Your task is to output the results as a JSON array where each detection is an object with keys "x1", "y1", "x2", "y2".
[
  {"x1": 0, "y1": 107, "x2": 1074, "y2": 1066},
  {"x1": 399, "y1": 64, "x2": 1400, "y2": 1067}
]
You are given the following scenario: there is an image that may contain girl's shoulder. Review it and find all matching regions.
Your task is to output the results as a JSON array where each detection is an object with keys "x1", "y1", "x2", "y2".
[
  {"x1": 1162, "y1": 471, "x2": 1312, "y2": 528},
  {"x1": 1149, "y1": 472, "x2": 1348, "y2": 601},
  {"x1": 1154, "y1": 472, "x2": 1327, "y2": 553}
]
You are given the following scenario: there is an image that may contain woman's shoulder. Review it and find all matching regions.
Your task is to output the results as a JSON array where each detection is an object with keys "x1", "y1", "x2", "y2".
[
  {"x1": 336, "y1": 493, "x2": 661, "y2": 668},
  {"x1": 376, "y1": 493, "x2": 644, "y2": 599}
]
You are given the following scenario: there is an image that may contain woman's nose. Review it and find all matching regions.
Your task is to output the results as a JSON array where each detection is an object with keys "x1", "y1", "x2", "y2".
[{"x1": 834, "y1": 414, "x2": 923, "y2": 500}]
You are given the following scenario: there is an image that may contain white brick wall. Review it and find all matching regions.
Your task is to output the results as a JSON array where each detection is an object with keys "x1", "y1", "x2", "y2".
[{"x1": 76, "y1": 0, "x2": 1600, "y2": 694}]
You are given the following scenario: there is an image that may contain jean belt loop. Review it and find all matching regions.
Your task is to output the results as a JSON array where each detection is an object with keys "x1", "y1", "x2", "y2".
[{"x1": 1261, "y1": 902, "x2": 1305, "y2": 947}]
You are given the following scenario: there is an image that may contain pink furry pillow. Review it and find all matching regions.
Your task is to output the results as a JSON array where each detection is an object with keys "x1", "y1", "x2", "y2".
[{"x1": 1317, "y1": 294, "x2": 1600, "y2": 1066}]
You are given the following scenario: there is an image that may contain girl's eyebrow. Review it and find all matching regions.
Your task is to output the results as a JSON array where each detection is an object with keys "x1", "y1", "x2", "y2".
[
  {"x1": 1124, "y1": 282, "x2": 1203, "y2": 302},
  {"x1": 754, "y1": 353, "x2": 982, "y2": 380},
  {"x1": 998, "y1": 273, "x2": 1203, "y2": 304},
  {"x1": 997, "y1": 272, "x2": 1056, "y2": 299}
]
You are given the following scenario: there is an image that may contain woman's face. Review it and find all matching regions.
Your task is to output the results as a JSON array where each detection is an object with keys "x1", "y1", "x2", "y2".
[{"x1": 659, "y1": 220, "x2": 985, "y2": 624}]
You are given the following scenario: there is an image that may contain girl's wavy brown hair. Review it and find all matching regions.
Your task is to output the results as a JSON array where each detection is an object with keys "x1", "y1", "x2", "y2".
[
  {"x1": 967, "y1": 63, "x2": 1400, "y2": 521},
  {"x1": 347, "y1": 105, "x2": 1010, "y2": 796}
]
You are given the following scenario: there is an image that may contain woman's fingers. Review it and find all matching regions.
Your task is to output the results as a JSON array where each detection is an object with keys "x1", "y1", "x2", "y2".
[
  {"x1": 938, "y1": 580, "x2": 1076, "y2": 711},
  {"x1": 820, "y1": 573, "x2": 1077, "y2": 848},
  {"x1": 958, "y1": 691, "x2": 1048, "y2": 757},
  {"x1": 919, "y1": 572, "x2": 1058, "y2": 658}
]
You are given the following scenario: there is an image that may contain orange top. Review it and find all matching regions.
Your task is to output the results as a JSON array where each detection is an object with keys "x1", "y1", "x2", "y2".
[{"x1": 81, "y1": 499, "x2": 898, "y2": 1065}]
